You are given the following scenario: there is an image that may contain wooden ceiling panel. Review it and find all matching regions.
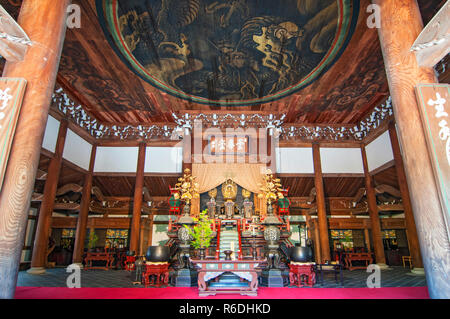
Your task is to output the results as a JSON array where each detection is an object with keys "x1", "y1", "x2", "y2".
[
  {"x1": 92, "y1": 176, "x2": 136, "y2": 197},
  {"x1": 143, "y1": 176, "x2": 181, "y2": 197},
  {"x1": 373, "y1": 166, "x2": 399, "y2": 189},
  {"x1": 279, "y1": 177, "x2": 315, "y2": 197},
  {"x1": 58, "y1": 163, "x2": 85, "y2": 187},
  {"x1": 323, "y1": 177, "x2": 365, "y2": 198}
]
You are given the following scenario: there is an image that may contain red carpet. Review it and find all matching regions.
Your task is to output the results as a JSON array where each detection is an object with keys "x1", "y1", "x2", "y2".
[{"x1": 15, "y1": 286, "x2": 429, "y2": 299}]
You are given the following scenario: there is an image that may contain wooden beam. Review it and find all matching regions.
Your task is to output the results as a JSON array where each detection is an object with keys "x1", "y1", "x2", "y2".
[
  {"x1": 53, "y1": 203, "x2": 80, "y2": 211},
  {"x1": 29, "y1": 120, "x2": 68, "y2": 273},
  {"x1": 374, "y1": 0, "x2": 450, "y2": 298}
]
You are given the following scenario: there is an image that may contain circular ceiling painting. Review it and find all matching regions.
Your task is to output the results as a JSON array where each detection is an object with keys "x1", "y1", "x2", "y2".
[{"x1": 97, "y1": 0, "x2": 359, "y2": 106}]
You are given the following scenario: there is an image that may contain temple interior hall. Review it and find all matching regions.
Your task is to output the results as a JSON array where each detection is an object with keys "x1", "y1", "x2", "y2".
[{"x1": 0, "y1": 0, "x2": 449, "y2": 300}]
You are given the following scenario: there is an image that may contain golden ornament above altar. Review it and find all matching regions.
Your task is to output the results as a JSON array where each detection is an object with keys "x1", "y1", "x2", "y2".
[
  {"x1": 173, "y1": 168, "x2": 199, "y2": 205},
  {"x1": 257, "y1": 169, "x2": 284, "y2": 204},
  {"x1": 222, "y1": 178, "x2": 237, "y2": 200}
]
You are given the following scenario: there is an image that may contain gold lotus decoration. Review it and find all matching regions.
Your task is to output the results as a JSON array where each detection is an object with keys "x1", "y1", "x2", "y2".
[
  {"x1": 257, "y1": 169, "x2": 284, "y2": 204},
  {"x1": 173, "y1": 168, "x2": 199, "y2": 205}
]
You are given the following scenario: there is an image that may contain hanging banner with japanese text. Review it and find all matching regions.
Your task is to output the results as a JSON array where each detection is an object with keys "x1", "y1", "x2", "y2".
[
  {"x1": 415, "y1": 83, "x2": 450, "y2": 223},
  {"x1": 0, "y1": 78, "x2": 27, "y2": 190}
]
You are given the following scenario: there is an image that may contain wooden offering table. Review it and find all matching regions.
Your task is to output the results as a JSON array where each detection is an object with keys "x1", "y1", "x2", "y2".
[
  {"x1": 84, "y1": 252, "x2": 115, "y2": 270},
  {"x1": 142, "y1": 262, "x2": 170, "y2": 288},
  {"x1": 191, "y1": 259, "x2": 264, "y2": 296},
  {"x1": 344, "y1": 253, "x2": 373, "y2": 271},
  {"x1": 289, "y1": 262, "x2": 316, "y2": 287}
]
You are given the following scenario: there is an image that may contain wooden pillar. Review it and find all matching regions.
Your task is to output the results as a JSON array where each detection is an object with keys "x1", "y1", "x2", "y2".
[
  {"x1": 139, "y1": 223, "x2": 145, "y2": 256},
  {"x1": 361, "y1": 145, "x2": 386, "y2": 266},
  {"x1": 129, "y1": 143, "x2": 146, "y2": 253},
  {"x1": 374, "y1": 0, "x2": 450, "y2": 298},
  {"x1": 0, "y1": 0, "x2": 70, "y2": 298},
  {"x1": 148, "y1": 213, "x2": 154, "y2": 247},
  {"x1": 182, "y1": 133, "x2": 192, "y2": 171},
  {"x1": 388, "y1": 123, "x2": 423, "y2": 269},
  {"x1": 72, "y1": 145, "x2": 97, "y2": 265},
  {"x1": 266, "y1": 131, "x2": 276, "y2": 172},
  {"x1": 28, "y1": 119, "x2": 68, "y2": 274},
  {"x1": 312, "y1": 219, "x2": 321, "y2": 264},
  {"x1": 364, "y1": 228, "x2": 371, "y2": 252},
  {"x1": 312, "y1": 143, "x2": 331, "y2": 262}
]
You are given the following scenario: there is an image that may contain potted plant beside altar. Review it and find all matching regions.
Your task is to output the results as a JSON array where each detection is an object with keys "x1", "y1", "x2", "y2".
[{"x1": 185, "y1": 209, "x2": 214, "y2": 259}]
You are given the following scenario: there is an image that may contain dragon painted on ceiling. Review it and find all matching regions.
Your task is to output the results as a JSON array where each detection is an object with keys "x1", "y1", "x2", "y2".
[{"x1": 97, "y1": 0, "x2": 359, "y2": 106}]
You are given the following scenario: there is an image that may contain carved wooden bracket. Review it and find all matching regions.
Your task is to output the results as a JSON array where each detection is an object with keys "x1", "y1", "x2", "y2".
[
  {"x1": 35, "y1": 169, "x2": 47, "y2": 181},
  {"x1": 56, "y1": 183, "x2": 83, "y2": 196},
  {"x1": 351, "y1": 188, "x2": 366, "y2": 207},
  {"x1": 374, "y1": 184, "x2": 402, "y2": 198},
  {"x1": 306, "y1": 187, "x2": 316, "y2": 204},
  {"x1": 91, "y1": 186, "x2": 106, "y2": 204},
  {"x1": 31, "y1": 192, "x2": 43, "y2": 202}
]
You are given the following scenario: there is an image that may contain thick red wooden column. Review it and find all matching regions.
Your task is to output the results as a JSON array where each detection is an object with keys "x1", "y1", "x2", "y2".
[
  {"x1": 72, "y1": 145, "x2": 97, "y2": 265},
  {"x1": 129, "y1": 143, "x2": 146, "y2": 253},
  {"x1": 388, "y1": 124, "x2": 423, "y2": 270},
  {"x1": 182, "y1": 133, "x2": 192, "y2": 171},
  {"x1": 28, "y1": 119, "x2": 68, "y2": 274},
  {"x1": 373, "y1": 0, "x2": 450, "y2": 298},
  {"x1": 0, "y1": 0, "x2": 70, "y2": 298},
  {"x1": 312, "y1": 143, "x2": 331, "y2": 262},
  {"x1": 361, "y1": 145, "x2": 387, "y2": 266}
]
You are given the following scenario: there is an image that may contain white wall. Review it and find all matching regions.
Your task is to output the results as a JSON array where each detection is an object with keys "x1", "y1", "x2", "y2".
[
  {"x1": 94, "y1": 147, "x2": 138, "y2": 172},
  {"x1": 144, "y1": 147, "x2": 182, "y2": 173},
  {"x1": 320, "y1": 148, "x2": 364, "y2": 174},
  {"x1": 276, "y1": 147, "x2": 314, "y2": 173},
  {"x1": 42, "y1": 115, "x2": 60, "y2": 152},
  {"x1": 365, "y1": 130, "x2": 394, "y2": 172},
  {"x1": 63, "y1": 129, "x2": 92, "y2": 170}
]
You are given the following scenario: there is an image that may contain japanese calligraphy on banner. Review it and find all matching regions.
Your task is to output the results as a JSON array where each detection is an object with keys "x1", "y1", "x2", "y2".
[
  {"x1": 0, "y1": 78, "x2": 27, "y2": 190},
  {"x1": 415, "y1": 84, "x2": 450, "y2": 221},
  {"x1": 209, "y1": 135, "x2": 249, "y2": 155}
]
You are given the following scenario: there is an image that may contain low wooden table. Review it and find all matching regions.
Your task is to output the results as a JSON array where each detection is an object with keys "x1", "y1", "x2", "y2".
[
  {"x1": 84, "y1": 252, "x2": 115, "y2": 270},
  {"x1": 402, "y1": 256, "x2": 413, "y2": 268},
  {"x1": 316, "y1": 263, "x2": 344, "y2": 286},
  {"x1": 142, "y1": 262, "x2": 170, "y2": 288},
  {"x1": 344, "y1": 253, "x2": 373, "y2": 271},
  {"x1": 191, "y1": 259, "x2": 264, "y2": 296},
  {"x1": 289, "y1": 263, "x2": 316, "y2": 287}
]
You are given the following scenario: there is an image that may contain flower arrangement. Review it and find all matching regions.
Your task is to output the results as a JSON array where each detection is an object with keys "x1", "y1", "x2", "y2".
[
  {"x1": 173, "y1": 168, "x2": 200, "y2": 205},
  {"x1": 185, "y1": 209, "x2": 213, "y2": 249},
  {"x1": 257, "y1": 169, "x2": 284, "y2": 204}
]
